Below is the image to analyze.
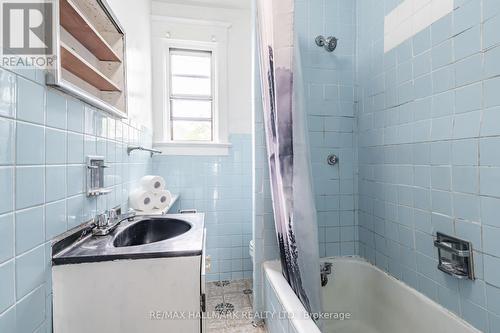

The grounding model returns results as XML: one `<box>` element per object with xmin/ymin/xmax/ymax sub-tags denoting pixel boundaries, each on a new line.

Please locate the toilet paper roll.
<box><xmin>140</xmin><ymin>175</ymin><xmax>166</xmax><ymax>192</ymax></box>
<box><xmin>129</xmin><ymin>190</ymin><xmax>154</xmax><ymax>211</ymax></box>
<box><xmin>154</xmin><ymin>190</ymin><xmax>172</xmax><ymax>210</ymax></box>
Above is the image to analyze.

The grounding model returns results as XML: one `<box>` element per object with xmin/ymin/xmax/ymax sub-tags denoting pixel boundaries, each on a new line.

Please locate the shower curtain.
<box><xmin>256</xmin><ymin>0</ymin><xmax>322</xmax><ymax>321</ymax></box>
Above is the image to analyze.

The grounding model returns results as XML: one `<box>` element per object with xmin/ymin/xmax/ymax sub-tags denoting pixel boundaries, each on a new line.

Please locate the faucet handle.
<box><xmin>108</xmin><ymin>208</ymin><xmax>118</xmax><ymax>221</ymax></box>
<box><xmin>321</xmin><ymin>262</ymin><xmax>333</xmax><ymax>274</ymax></box>
<box><xmin>96</xmin><ymin>213</ymin><xmax>108</xmax><ymax>229</ymax></box>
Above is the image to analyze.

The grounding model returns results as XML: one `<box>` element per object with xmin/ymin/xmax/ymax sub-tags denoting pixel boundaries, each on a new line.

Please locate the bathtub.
<box><xmin>263</xmin><ymin>257</ymin><xmax>481</xmax><ymax>333</ymax></box>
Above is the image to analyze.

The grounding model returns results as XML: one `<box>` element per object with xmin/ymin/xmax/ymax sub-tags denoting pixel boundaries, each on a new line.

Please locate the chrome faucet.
<box><xmin>93</xmin><ymin>208</ymin><xmax>136</xmax><ymax>236</ymax></box>
<box><xmin>320</xmin><ymin>262</ymin><xmax>333</xmax><ymax>287</ymax></box>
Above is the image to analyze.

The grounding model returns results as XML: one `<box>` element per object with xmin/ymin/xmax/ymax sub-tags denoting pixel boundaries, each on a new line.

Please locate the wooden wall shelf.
<box><xmin>60</xmin><ymin>0</ymin><xmax>121</xmax><ymax>62</ymax></box>
<box><xmin>47</xmin><ymin>0</ymin><xmax>127</xmax><ymax>118</ymax></box>
<box><xmin>61</xmin><ymin>43</ymin><xmax>120</xmax><ymax>91</ymax></box>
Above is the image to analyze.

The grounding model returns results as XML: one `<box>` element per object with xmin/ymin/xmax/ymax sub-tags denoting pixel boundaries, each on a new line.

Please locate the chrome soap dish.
<box><xmin>434</xmin><ymin>232</ymin><xmax>474</xmax><ymax>280</ymax></box>
<box><xmin>86</xmin><ymin>156</ymin><xmax>111</xmax><ymax>197</ymax></box>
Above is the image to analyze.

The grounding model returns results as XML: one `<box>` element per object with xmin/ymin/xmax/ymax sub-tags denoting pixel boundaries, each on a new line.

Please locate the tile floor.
<box><xmin>206</xmin><ymin>279</ymin><xmax>267</xmax><ymax>333</ymax></box>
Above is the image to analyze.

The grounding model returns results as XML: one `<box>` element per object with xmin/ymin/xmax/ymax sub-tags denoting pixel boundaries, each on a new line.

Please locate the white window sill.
<box><xmin>153</xmin><ymin>141</ymin><xmax>232</xmax><ymax>156</ymax></box>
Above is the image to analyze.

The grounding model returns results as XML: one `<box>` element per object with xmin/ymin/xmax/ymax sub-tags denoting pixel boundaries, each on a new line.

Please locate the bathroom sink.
<box><xmin>113</xmin><ymin>218</ymin><xmax>192</xmax><ymax>247</ymax></box>
<box><xmin>52</xmin><ymin>213</ymin><xmax>204</xmax><ymax>265</ymax></box>
<box><xmin>51</xmin><ymin>213</ymin><xmax>206</xmax><ymax>333</ymax></box>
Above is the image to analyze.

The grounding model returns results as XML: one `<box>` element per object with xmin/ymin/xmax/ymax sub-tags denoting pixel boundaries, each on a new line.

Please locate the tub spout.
<box><xmin>320</xmin><ymin>262</ymin><xmax>333</xmax><ymax>287</ymax></box>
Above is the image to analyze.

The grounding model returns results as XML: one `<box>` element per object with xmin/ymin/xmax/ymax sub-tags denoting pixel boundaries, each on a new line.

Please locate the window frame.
<box><xmin>160</xmin><ymin>39</ymin><xmax>228</xmax><ymax>149</ymax></box>
<box><xmin>168</xmin><ymin>48</ymin><xmax>215</xmax><ymax>142</ymax></box>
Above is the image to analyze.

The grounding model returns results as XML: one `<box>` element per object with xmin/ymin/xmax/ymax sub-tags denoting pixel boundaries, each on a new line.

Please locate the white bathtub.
<box><xmin>263</xmin><ymin>257</ymin><xmax>482</xmax><ymax>333</ymax></box>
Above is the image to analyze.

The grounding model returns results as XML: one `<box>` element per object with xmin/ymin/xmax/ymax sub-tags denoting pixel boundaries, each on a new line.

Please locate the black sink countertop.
<box><xmin>52</xmin><ymin>213</ymin><xmax>205</xmax><ymax>266</ymax></box>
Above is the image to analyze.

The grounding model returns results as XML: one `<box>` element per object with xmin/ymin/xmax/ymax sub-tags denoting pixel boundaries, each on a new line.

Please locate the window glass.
<box><xmin>171</xmin><ymin>52</ymin><xmax>211</xmax><ymax>77</ymax></box>
<box><xmin>171</xmin><ymin>120</ymin><xmax>212</xmax><ymax>141</ymax></box>
<box><xmin>171</xmin><ymin>76</ymin><xmax>211</xmax><ymax>96</ymax></box>
<box><xmin>171</xmin><ymin>99</ymin><xmax>212</xmax><ymax>119</ymax></box>
<box><xmin>168</xmin><ymin>49</ymin><xmax>213</xmax><ymax>141</ymax></box>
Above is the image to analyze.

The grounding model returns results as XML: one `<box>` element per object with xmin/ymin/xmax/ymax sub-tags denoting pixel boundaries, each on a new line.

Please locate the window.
<box><xmin>152</xmin><ymin>32</ymin><xmax>230</xmax><ymax>155</ymax></box>
<box><xmin>168</xmin><ymin>49</ymin><xmax>214</xmax><ymax>141</ymax></box>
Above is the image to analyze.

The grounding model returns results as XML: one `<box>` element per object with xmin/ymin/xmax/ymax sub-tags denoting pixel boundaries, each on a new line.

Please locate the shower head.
<box><xmin>315</xmin><ymin>35</ymin><xmax>338</xmax><ymax>52</ymax></box>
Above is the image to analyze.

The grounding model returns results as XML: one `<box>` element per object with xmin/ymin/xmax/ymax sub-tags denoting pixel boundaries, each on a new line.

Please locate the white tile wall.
<box><xmin>385</xmin><ymin>0</ymin><xmax>454</xmax><ymax>52</ymax></box>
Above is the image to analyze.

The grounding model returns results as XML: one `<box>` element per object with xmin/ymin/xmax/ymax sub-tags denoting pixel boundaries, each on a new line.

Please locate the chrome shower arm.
<box><xmin>126</xmin><ymin>146</ymin><xmax>162</xmax><ymax>157</ymax></box>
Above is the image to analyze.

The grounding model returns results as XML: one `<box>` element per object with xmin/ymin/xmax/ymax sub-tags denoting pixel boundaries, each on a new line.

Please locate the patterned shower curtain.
<box><xmin>256</xmin><ymin>0</ymin><xmax>322</xmax><ymax>321</ymax></box>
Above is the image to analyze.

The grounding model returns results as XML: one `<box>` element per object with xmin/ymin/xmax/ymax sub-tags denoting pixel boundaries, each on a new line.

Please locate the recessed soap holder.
<box><xmin>86</xmin><ymin>156</ymin><xmax>111</xmax><ymax>197</ymax></box>
<box><xmin>434</xmin><ymin>232</ymin><xmax>474</xmax><ymax>280</ymax></box>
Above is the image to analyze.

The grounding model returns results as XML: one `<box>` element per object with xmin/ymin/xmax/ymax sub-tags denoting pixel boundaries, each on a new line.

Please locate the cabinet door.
<box><xmin>53</xmin><ymin>257</ymin><xmax>201</xmax><ymax>333</ymax></box>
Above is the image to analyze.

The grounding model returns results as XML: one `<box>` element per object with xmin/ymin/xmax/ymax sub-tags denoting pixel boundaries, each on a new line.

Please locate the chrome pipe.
<box><xmin>126</xmin><ymin>146</ymin><xmax>162</xmax><ymax>157</ymax></box>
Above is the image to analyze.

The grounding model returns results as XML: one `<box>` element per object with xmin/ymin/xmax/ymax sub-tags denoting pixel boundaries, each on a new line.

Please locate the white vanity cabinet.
<box><xmin>52</xmin><ymin>255</ymin><xmax>204</xmax><ymax>333</ymax></box>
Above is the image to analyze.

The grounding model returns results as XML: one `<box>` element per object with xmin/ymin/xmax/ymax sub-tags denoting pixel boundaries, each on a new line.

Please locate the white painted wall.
<box><xmin>107</xmin><ymin>0</ymin><xmax>153</xmax><ymax>129</ymax></box>
<box><xmin>151</xmin><ymin>1</ymin><xmax>252</xmax><ymax>136</ymax></box>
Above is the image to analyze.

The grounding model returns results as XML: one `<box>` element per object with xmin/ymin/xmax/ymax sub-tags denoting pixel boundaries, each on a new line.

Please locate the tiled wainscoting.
<box><xmin>262</xmin><ymin>262</ymin><xmax>310</xmax><ymax>333</ymax></box>
<box><xmin>153</xmin><ymin>134</ymin><xmax>253</xmax><ymax>281</ymax></box>
<box><xmin>264</xmin><ymin>280</ymin><xmax>297</xmax><ymax>333</ymax></box>
<box><xmin>357</xmin><ymin>0</ymin><xmax>500</xmax><ymax>331</ymax></box>
<box><xmin>0</xmin><ymin>67</ymin><xmax>152</xmax><ymax>333</ymax></box>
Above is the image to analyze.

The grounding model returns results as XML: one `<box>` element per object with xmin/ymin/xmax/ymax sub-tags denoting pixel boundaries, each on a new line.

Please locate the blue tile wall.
<box><xmin>263</xmin><ymin>271</ymin><xmax>295</xmax><ymax>333</ymax></box>
<box><xmin>252</xmin><ymin>0</ymin><xmax>358</xmax><ymax>315</ymax></box>
<box><xmin>152</xmin><ymin>134</ymin><xmax>252</xmax><ymax>282</ymax></box>
<box><xmin>296</xmin><ymin>0</ymin><xmax>359</xmax><ymax>258</ymax></box>
<box><xmin>0</xmin><ymin>65</ymin><xmax>152</xmax><ymax>333</ymax></box>
<box><xmin>357</xmin><ymin>0</ymin><xmax>500</xmax><ymax>331</ymax></box>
